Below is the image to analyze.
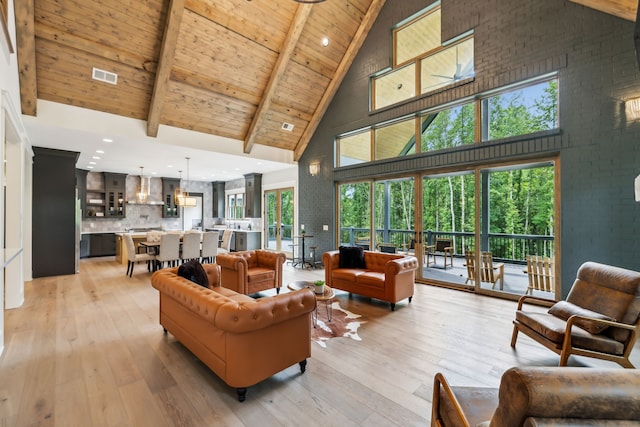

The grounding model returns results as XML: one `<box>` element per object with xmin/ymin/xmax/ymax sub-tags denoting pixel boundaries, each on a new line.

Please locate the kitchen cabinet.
<box><xmin>104</xmin><ymin>173</ymin><xmax>126</xmax><ymax>218</ymax></box>
<box><xmin>234</xmin><ymin>231</ymin><xmax>261</xmax><ymax>251</ymax></box>
<box><xmin>212</xmin><ymin>181</ymin><xmax>225</xmax><ymax>218</ymax></box>
<box><xmin>88</xmin><ymin>233</ymin><xmax>116</xmax><ymax>257</ymax></box>
<box><xmin>162</xmin><ymin>178</ymin><xmax>180</xmax><ymax>218</ymax></box>
<box><xmin>243</xmin><ymin>173</ymin><xmax>262</xmax><ymax>218</ymax></box>
<box><xmin>83</xmin><ymin>172</ymin><xmax>126</xmax><ymax>218</ymax></box>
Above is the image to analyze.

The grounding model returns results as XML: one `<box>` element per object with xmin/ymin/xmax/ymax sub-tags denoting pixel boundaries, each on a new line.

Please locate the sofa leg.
<box><xmin>276</xmin><ymin>287</ymin><xmax>280</xmax><ymax>294</ymax></box>
<box><xmin>236</xmin><ymin>388</ymin><xmax>247</xmax><ymax>402</ymax></box>
<box><xmin>299</xmin><ymin>359</ymin><xmax>307</xmax><ymax>373</ymax></box>
<box><xmin>390</xmin><ymin>303</ymin><xmax>395</xmax><ymax>311</ymax></box>
<box><xmin>409</xmin><ymin>296</ymin><xmax>412</xmax><ymax>303</ymax></box>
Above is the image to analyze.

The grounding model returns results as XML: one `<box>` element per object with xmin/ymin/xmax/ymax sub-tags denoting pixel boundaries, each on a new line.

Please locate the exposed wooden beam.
<box><xmin>147</xmin><ymin>0</ymin><xmax>185</xmax><ymax>138</ymax></box>
<box><xmin>568</xmin><ymin>0</ymin><xmax>637</xmax><ymax>21</ymax></box>
<box><xmin>293</xmin><ymin>0</ymin><xmax>387</xmax><ymax>161</ymax></box>
<box><xmin>243</xmin><ymin>4</ymin><xmax>312</xmax><ymax>154</ymax></box>
<box><xmin>35</xmin><ymin>22</ymin><xmax>156</xmax><ymax>72</ymax></box>
<box><xmin>14</xmin><ymin>0</ymin><xmax>37</xmax><ymax>116</ymax></box>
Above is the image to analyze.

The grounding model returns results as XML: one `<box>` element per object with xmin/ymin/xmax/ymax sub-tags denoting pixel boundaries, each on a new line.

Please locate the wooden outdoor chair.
<box><xmin>377</xmin><ymin>243</ymin><xmax>397</xmax><ymax>253</ymax></box>
<box><xmin>427</xmin><ymin>238</ymin><xmax>453</xmax><ymax>269</ymax></box>
<box><xmin>464</xmin><ymin>251</ymin><xmax>504</xmax><ymax>289</ymax></box>
<box><xmin>526</xmin><ymin>255</ymin><xmax>554</xmax><ymax>294</ymax></box>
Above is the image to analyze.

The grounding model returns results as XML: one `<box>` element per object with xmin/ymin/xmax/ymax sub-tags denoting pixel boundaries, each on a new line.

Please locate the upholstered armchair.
<box><xmin>511</xmin><ymin>261</ymin><xmax>640</xmax><ymax>368</ymax></box>
<box><xmin>216</xmin><ymin>250</ymin><xmax>286</xmax><ymax>295</ymax></box>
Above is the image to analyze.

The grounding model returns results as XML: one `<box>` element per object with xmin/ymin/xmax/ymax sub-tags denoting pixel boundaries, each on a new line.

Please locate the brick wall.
<box><xmin>300</xmin><ymin>0</ymin><xmax>640</xmax><ymax>296</ymax></box>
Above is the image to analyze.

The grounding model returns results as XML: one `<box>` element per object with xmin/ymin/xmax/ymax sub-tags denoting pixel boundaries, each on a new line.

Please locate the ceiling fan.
<box><xmin>431</xmin><ymin>45</ymin><xmax>474</xmax><ymax>82</ymax></box>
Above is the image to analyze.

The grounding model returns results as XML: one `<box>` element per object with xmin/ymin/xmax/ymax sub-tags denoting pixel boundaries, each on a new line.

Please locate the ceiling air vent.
<box><xmin>281</xmin><ymin>122</ymin><xmax>294</xmax><ymax>132</ymax></box>
<box><xmin>92</xmin><ymin>67</ymin><xmax>118</xmax><ymax>85</ymax></box>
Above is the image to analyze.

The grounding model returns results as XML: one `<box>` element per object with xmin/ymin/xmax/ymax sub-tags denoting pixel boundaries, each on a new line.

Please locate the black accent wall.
<box><xmin>33</xmin><ymin>147</ymin><xmax>80</xmax><ymax>278</ymax></box>
<box><xmin>299</xmin><ymin>0</ymin><xmax>640</xmax><ymax>297</ymax></box>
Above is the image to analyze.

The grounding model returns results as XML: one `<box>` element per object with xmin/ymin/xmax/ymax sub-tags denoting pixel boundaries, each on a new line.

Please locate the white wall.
<box><xmin>1</xmin><ymin>0</ymin><xmax>32</xmax><ymax>355</ymax></box>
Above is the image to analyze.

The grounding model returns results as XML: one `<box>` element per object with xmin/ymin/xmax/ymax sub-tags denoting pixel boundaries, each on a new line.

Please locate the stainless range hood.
<box><xmin>127</xmin><ymin>199</ymin><xmax>164</xmax><ymax>205</ymax></box>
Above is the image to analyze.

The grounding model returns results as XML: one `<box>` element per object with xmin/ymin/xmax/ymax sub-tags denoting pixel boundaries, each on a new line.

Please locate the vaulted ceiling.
<box><xmin>15</xmin><ymin>0</ymin><xmax>384</xmax><ymax>167</ymax></box>
<box><xmin>13</xmin><ymin>0</ymin><xmax>636</xmax><ymax>177</ymax></box>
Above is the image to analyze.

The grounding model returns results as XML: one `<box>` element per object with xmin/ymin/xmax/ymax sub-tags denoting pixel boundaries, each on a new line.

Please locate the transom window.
<box><xmin>372</xmin><ymin>3</ymin><xmax>474</xmax><ymax>110</ymax></box>
<box><xmin>336</xmin><ymin>77</ymin><xmax>559</xmax><ymax>167</ymax></box>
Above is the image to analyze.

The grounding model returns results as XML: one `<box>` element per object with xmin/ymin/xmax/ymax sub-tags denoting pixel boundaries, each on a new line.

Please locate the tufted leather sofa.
<box><xmin>151</xmin><ymin>264</ymin><xmax>315</xmax><ymax>402</ymax></box>
<box><xmin>323</xmin><ymin>250</ymin><xmax>418</xmax><ymax>310</ymax></box>
<box><xmin>216</xmin><ymin>249</ymin><xmax>286</xmax><ymax>295</ymax></box>
<box><xmin>432</xmin><ymin>366</ymin><xmax>640</xmax><ymax>427</ymax></box>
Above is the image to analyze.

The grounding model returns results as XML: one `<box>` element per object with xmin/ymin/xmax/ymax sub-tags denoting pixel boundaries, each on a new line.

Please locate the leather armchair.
<box><xmin>216</xmin><ymin>250</ymin><xmax>286</xmax><ymax>295</ymax></box>
<box><xmin>511</xmin><ymin>261</ymin><xmax>640</xmax><ymax>368</ymax></box>
<box><xmin>432</xmin><ymin>366</ymin><xmax>640</xmax><ymax>427</ymax></box>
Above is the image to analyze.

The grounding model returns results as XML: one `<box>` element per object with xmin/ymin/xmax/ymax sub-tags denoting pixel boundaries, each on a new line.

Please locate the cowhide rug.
<box><xmin>311</xmin><ymin>301</ymin><xmax>367</xmax><ymax>348</ymax></box>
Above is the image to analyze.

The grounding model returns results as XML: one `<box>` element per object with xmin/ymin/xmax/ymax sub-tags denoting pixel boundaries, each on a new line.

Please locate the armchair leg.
<box><xmin>390</xmin><ymin>303</ymin><xmax>396</xmax><ymax>311</ymax></box>
<box><xmin>299</xmin><ymin>359</ymin><xmax>307</xmax><ymax>373</ymax></box>
<box><xmin>236</xmin><ymin>388</ymin><xmax>247</xmax><ymax>402</ymax></box>
<box><xmin>510</xmin><ymin>324</ymin><xmax>519</xmax><ymax>347</ymax></box>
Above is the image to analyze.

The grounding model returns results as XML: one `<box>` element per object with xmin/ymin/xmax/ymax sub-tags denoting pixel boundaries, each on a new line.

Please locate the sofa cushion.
<box><xmin>548</xmin><ymin>301</ymin><xmax>615</xmax><ymax>334</ymax></box>
<box><xmin>339</xmin><ymin>246</ymin><xmax>366</xmax><ymax>269</ymax></box>
<box><xmin>356</xmin><ymin>271</ymin><xmax>386</xmax><ymax>287</ymax></box>
<box><xmin>247</xmin><ymin>267</ymin><xmax>276</xmax><ymax>284</ymax></box>
<box><xmin>178</xmin><ymin>259</ymin><xmax>209</xmax><ymax>287</ymax></box>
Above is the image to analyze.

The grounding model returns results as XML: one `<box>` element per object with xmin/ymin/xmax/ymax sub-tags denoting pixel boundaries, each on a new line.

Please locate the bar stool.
<box><xmin>288</xmin><ymin>244</ymin><xmax>299</xmax><ymax>266</ymax></box>
<box><xmin>309</xmin><ymin>246</ymin><xmax>318</xmax><ymax>269</ymax></box>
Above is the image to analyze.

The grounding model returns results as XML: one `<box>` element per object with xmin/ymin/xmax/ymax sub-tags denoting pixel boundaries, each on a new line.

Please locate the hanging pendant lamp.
<box><xmin>175</xmin><ymin>157</ymin><xmax>197</xmax><ymax>207</ymax></box>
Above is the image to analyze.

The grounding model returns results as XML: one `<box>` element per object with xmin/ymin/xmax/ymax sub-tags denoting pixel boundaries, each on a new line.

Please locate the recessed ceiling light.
<box><xmin>321</xmin><ymin>37</ymin><xmax>329</xmax><ymax>47</ymax></box>
<box><xmin>102</xmin><ymin>138</ymin><xmax>113</xmax><ymax>143</ymax></box>
<box><xmin>87</xmin><ymin>165</ymin><xmax>94</xmax><ymax>169</ymax></box>
<box><xmin>89</xmin><ymin>161</ymin><xmax>96</xmax><ymax>165</ymax></box>
<box><xmin>92</xmin><ymin>156</ymin><xmax>101</xmax><ymax>160</ymax></box>
<box><xmin>96</xmin><ymin>149</ymin><xmax>104</xmax><ymax>154</ymax></box>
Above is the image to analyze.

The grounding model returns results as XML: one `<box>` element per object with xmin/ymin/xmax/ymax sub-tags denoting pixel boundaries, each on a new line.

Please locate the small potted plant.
<box><xmin>313</xmin><ymin>280</ymin><xmax>325</xmax><ymax>295</ymax></box>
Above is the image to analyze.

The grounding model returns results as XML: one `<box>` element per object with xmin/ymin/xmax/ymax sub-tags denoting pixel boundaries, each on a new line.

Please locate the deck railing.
<box><xmin>339</xmin><ymin>227</ymin><xmax>553</xmax><ymax>265</ymax></box>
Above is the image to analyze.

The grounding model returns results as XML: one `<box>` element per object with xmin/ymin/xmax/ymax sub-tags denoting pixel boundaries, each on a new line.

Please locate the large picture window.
<box><xmin>421</xmin><ymin>102</ymin><xmax>475</xmax><ymax>153</ymax></box>
<box><xmin>482</xmin><ymin>79</ymin><xmax>559</xmax><ymax>141</ymax></box>
<box><xmin>374</xmin><ymin>118</ymin><xmax>416</xmax><ymax>160</ymax></box>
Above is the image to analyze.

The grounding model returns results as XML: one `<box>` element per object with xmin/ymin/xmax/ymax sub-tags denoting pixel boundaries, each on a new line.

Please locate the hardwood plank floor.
<box><xmin>1</xmin><ymin>256</ymin><xmax>638</xmax><ymax>426</ymax></box>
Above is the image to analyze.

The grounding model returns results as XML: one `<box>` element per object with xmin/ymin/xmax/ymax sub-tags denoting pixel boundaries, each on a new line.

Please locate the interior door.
<box><xmin>264</xmin><ymin>188</ymin><xmax>294</xmax><ymax>256</ymax></box>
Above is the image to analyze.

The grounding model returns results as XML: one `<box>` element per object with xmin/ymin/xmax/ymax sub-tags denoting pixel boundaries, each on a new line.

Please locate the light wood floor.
<box><xmin>2</xmin><ymin>257</ymin><xmax>638</xmax><ymax>426</ymax></box>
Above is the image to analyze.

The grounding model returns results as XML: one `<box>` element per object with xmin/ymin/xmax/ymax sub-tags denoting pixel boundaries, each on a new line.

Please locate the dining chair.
<box><xmin>155</xmin><ymin>233</ymin><xmax>181</xmax><ymax>270</ymax></box>
<box><xmin>218</xmin><ymin>229</ymin><xmax>233</xmax><ymax>254</ymax></box>
<box><xmin>180</xmin><ymin>232</ymin><xmax>201</xmax><ymax>263</ymax></box>
<box><xmin>200</xmin><ymin>231</ymin><xmax>219</xmax><ymax>263</ymax></box>
<box><xmin>124</xmin><ymin>234</ymin><xmax>155</xmax><ymax>277</ymax></box>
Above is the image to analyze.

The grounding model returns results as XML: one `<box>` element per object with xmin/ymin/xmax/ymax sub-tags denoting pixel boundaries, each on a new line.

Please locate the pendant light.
<box><xmin>175</xmin><ymin>157</ymin><xmax>197</xmax><ymax>207</ymax></box>
<box><xmin>136</xmin><ymin>166</ymin><xmax>150</xmax><ymax>203</ymax></box>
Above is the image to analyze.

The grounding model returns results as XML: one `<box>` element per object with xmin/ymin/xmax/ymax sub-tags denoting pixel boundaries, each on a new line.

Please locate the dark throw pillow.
<box><xmin>338</xmin><ymin>246</ymin><xmax>366</xmax><ymax>269</ymax></box>
<box><xmin>178</xmin><ymin>259</ymin><xmax>209</xmax><ymax>288</ymax></box>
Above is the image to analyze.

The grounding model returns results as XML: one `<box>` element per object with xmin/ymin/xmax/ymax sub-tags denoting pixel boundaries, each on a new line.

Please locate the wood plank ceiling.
<box><xmin>13</xmin><ymin>0</ymin><xmax>635</xmax><ymax>164</ymax></box>
<box><xmin>14</xmin><ymin>0</ymin><xmax>386</xmax><ymax>161</ymax></box>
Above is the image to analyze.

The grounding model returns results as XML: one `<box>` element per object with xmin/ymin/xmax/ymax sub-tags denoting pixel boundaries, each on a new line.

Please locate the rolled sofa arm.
<box><xmin>385</xmin><ymin>256</ymin><xmax>418</xmax><ymax>276</ymax></box>
<box><xmin>322</xmin><ymin>250</ymin><xmax>340</xmax><ymax>286</ymax></box>
<box><xmin>216</xmin><ymin>253</ymin><xmax>248</xmax><ymax>271</ymax></box>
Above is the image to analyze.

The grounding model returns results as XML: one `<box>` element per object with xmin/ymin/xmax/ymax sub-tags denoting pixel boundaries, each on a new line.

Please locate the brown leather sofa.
<box><xmin>432</xmin><ymin>366</ymin><xmax>640</xmax><ymax>427</ymax></box>
<box><xmin>322</xmin><ymin>249</ymin><xmax>418</xmax><ymax>310</ymax></box>
<box><xmin>150</xmin><ymin>264</ymin><xmax>315</xmax><ymax>401</ymax></box>
<box><xmin>216</xmin><ymin>249</ymin><xmax>286</xmax><ymax>295</ymax></box>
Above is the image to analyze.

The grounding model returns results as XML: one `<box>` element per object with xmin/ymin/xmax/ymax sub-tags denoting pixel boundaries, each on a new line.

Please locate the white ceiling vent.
<box><xmin>281</xmin><ymin>122</ymin><xmax>294</xmax><ymax>132</ymax></box>
<box><xmin>92</xmin><ymin>67</ymin><xmax>118</xmax><ymax>85</ymax></box>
